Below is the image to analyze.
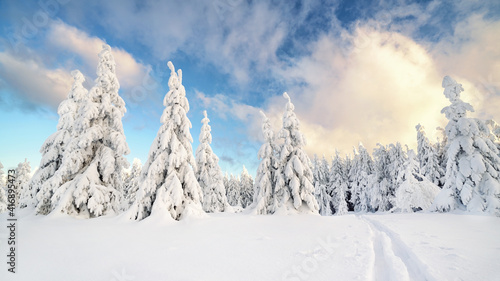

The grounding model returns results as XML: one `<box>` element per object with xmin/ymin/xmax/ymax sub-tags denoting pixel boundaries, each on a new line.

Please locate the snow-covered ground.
<box><xmin>1</xmin><ymin>211</ymin><xmax>499</xmax><ymax>281</ymax></box>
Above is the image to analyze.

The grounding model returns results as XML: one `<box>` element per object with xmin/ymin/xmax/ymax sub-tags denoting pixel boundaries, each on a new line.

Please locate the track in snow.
<box><xmin>360</xmin><ymin>215</ymin><xmax>437</xmax><ymax>281</ymax></box>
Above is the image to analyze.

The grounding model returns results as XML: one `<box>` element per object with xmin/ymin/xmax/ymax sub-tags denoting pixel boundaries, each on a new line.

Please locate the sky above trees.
<box><xmin>0</xmin><ymin>0</ymin><xmax>499</xmax><ymax>175</ymax></box>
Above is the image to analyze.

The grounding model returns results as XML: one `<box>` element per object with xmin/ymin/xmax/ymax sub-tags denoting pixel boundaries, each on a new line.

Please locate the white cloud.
<box><xmin>46</xmin><ymin>21</ymin><xmax>149</xmax><ymax>91</ymax></box>
<box><xmin>0</xmin><ymin>51</ymin><xmax>72</xmax><ymax>110</ymax></box>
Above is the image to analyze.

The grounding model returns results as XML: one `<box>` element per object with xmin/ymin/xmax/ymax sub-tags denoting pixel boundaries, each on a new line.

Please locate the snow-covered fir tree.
<box><xmin>16</xmin><ymin>159</ymin><xmax>31</xmax><ymax>208</ymax></box>
<box><xmin>433</xmin><ymin>76</ymin><xmax>500</xmax><ymax>214</ymax></box>
<box><xmin>313</xmin><ymin>155</ymin><xmax>333</xmax><ymax>216</ymax></box>
<box><xmin>393</xmin><ymin>150</ymin><xmax>440</xmax><ymax>212</ymax></box>
<box><xmin>195</xmin><ymin>111</ymin><xmax>230</xmax><ymax>213</ymax></box>
<box><xmin>27</xmin><ymin>70</ymin><xmax>87</xmax><ymax>211</ymax></box>
<box><xmin>128</xmin><ymin>61</ymin><xmax>203</xmax><ymax>221</ymax></box>
<box><xmin>49</xmin><ymin>44</ymin><xmax>130</xmax><ymax>217</ymax></box>
<box><xmin>239</xmin><ymin>166</ymin><xmax>254</xmax><ymax>209</ymax></box>
<box><xmin>370</xmin><ymin>144</ymin><xmax>392</xmax><ymax>211</ymax></box>
<box><xmin>388</xmin><ymin>143</ymin><xmax>407</xmax><ymax>202</ymax></box>
<box><xmin>0</xmin><ymin>162</ymin><xmax>7</xmax><ymax>213</ymax></box>
<box><xmin>329</xmin><ymin>152</ymin><xmax>348</xmax><ymax>215</ymax></box>
<box><xmin>226</xmin><ymin>174</ymin><xmax>241</xmax><ymax>207</ymax></box>
<box><xmin>350</xmin><ymin>144</ymin><xmax>373</xmax><ymax>212</ymax></box>
<box><xmin>416</xmin><ymin>124</ymin><xmax>444</xmax><ymax>186</ymax></box>
<box><xmin>274</xmin><ymin>93</ymin><xmax>318</xmax><ymax>213</ymax></box>
<box><xmin>122</xmin><ymin>158</ymin><xmax>142</xmax><ymax>210</ymax></box>
<box><xmin>252</xmin><ymin>111</ymin><xmax>277</xmax><ymax>214</ymax></box>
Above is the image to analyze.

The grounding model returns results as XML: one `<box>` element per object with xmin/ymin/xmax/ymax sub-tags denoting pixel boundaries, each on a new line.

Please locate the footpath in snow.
<box><xmin>0</xmin><ymin>211</ymin><xmax>499</xmax><ymax>281</ymax></box>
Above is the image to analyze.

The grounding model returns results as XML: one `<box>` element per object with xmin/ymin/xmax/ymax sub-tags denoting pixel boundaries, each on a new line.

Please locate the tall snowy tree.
<box><xmin>26</xmin><ymin>70</ymin><xmax>87</xmax><ymax>211</ymax></box>
<box><xmin>273</xmin><ymin>93</ymin><xmax>318</xmax><ymax>214</ymax></box>
<box><xmin>122</xmin><ymin>158</ymin><xmax>142</xmax><ymax>210</ymax></box>
<box><xmin>370</xmin><ymin>144</ymin><xmax>392</xmax><ymax>212</ymax></box>
<box><xmin>195</xmin><ymin>111</ymin><xmax>230</xmax><ymax>213</ymax></box>
<box><xmin>350</xmin><ymin>144</ymin><xmax>373</xmax><ymax>212</ymax></box>
<box><xmin>329</xmin><ymin>152</ymin><xmax>348</xmax><ymax>215</ymax></box>
<box><xmin>416</xmin><ymin>124</ymin><xmax>444</xmax><ymax>186</ymax></box>
<box><xmin>388</xmin><ymin>143</ymin><xmax>408</xmax><ymax>200</ymax></box>
<box><xmin>314</xmin><ymin>155</ymin><xmax>333</xmax><ymax>216</ymax></box>
<box><xmin>252</xmin><ymin>111</ymin><xmax>277</xmax><ymax>214</ymax></box>
<box><xmin>433</xmin><ymin>76</ymin><xmax>500</xmax><ymax>214</ymax></box>
<box><xmin>226</xmin><ymin>174</ymin><xmax>241</xmax><ymax>207</ymax></box>
<box><xmin>16</xmin><ymin>159</ymin><xmax>31</xmax><ymax>208</ymax></box>
<box><xmin>127</xmin><ymin>61</ymin><xmax>204</xmax><ymax>221</ymax></box>
<box><xmin>239</xmin><ymin>166</ymin><xmax>254</xmax><ymax>209</ymax></box>
<box><xmin>49</xmin><ymin>44</ymin><xmax>130</xmax><ymax>217</ymax></box>
<box><xmin>393</xmin><ymin>150</ymin><xmax>440</xmax><ymax>212</ymax></box>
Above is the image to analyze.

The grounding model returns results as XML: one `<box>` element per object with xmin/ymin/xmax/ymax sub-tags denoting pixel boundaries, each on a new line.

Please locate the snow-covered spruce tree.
<box><xmin>227</xmin><ymin>174</ymin><xmax>241</xmax><ymax>207</ymax></box>
<box><xmin>50</xmin><ymin>44</ymin><xmax>130</xmax><ymax>217</ymax></box>
<box><xmin>416</xmin><ymin>124</ymin><xmax>444</xmax><ymax>187</ymax></box>
<box><xmin>239</xmin><ymin>166</ymin><xmax>254</xmax><ymax>209</ymax></box>
<box><xmin>273</xmin><ymin>93</ymin><xmax>319</xmax><ymax>213</ymax></box>
<box><xmin>195</xmin><ymin>111</ymin><xmax>230</xmax><ymax>213</ymax></box>
<box><xmin>329</xmin><ymin>152</ymin><xmax>348</xmax><ymax>215</ymax></box>
<box><xmin>0</xmin><ymin>162</ymin><xmax>7</xmax><ymax>213</ymax></box>
<box><xmin>252</xmin><ymin>111</ymin><xmax>277</xmax><ymax>214</ymax></box>
<box><xmin>370</xmin><ymin>144</ymin><xmax>392</xmax><ymax>211</ymax></box>
<box><xmin>15</xmin><ymin>159</ymin><xmax>31</xmax><ymax>208</ymax></box>
<box><xmin>128</xmin><ymin>61</ymin><xmax>203</xmax><ymax>221</ymax></box>
<box><xmin>24</xmin><ymin>70</ymin><xmax>87</xmax><ymax>211</ymax></box>
<box><xmin>387</xmin><ymin>142</ymin><xmax>407</xmax><ymax>208</ymax></box>
<box><xmin>433</xmin><ymin>76</ymin><xmax>500</xmax><ymax>214</ymax></box>
<box><xmin>350</xmin><ymin>144</ymin><xmax>373</xmax><ymax>212</ymax></box>
<box><xmin>393</xmin><ymin>150</ymin><xmax>440</xmax><ymax>212</ymax></box>
<box><xmin>314</xmin><ymin>155</ymin><xmax>333</xmax><ymax>216</ymax></box>
<box><xmin>122</xmin><ymin>158</ymin><xmax>142</xmax><ymax>210</ymax></box>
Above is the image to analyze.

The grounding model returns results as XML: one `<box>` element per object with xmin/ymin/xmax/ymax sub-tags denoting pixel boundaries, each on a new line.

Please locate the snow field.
<box><xmin>1</xmin><ymin>211</ymin><xmax>499</xmax><ymax>281</ymax></box>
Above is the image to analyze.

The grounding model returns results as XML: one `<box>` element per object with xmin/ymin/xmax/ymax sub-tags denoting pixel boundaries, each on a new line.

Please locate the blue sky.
<box><xmin>0</xmin><ymin>0</ymin><xmax>499</xmax><ymax>176</ymax></box>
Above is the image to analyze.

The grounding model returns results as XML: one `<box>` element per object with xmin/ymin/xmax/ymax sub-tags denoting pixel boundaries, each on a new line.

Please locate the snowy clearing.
<box><xmin>1</xmin><ymin>211</ymin><xmax>499</xmax><ymax>281</ymax></box>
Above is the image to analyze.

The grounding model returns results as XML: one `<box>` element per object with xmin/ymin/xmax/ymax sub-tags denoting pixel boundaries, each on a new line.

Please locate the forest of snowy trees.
<box><xmin>1</xmin><ymin>45</ymin><xmax>499</xmax><ymax>219</ymax></box>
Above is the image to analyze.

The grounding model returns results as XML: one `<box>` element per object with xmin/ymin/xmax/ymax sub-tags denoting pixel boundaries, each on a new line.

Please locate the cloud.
<box><xmin>0</xmin><ymin>51</ymin><xmax>72</xmax><ymax>110</ymax></box>
<box><xmin>431</xmin><ymin>14</ymin><xmax>500</xmax><ymax>121</ymax></box>
<box><xmin>46</xmin><ymin>21</ymin><xmax>149</xmax><ymax>91</ymax></box>
<box><xmin>196</xmin><ymin>90</ymin><xmax>263</xmax><ymax>141</ymax></box>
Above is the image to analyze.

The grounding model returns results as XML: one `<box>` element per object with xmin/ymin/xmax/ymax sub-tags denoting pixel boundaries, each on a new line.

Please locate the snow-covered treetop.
<box><xmin>260</xmin><ymin>111</ymin><xmax>274</xmax><ymax>143</ymax></box>
<box><xmin>441</xmin><ymin>76</ymin><xmax>473</xmax><ymax>122</ymax></box>
<box><xmin>280</xmin><ymin>92</ymin><xmax>305</xmax><ymax>151</ymax></box>
<box><xmin>199</xmin><ymin>110</ymin><xmax>212</xmax><ymax>144</ymax></box>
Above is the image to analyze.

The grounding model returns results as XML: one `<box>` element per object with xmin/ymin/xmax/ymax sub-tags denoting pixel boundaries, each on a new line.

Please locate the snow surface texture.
<box><xmin>1</xmin><ymin>211</ymin><xmax>499</xmax><ymax>281</ymax></box>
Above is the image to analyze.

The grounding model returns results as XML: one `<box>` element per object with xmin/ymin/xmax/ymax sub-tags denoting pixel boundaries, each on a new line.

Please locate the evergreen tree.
<box><xmin>239</xmin><ymin>166</ymin><xmax>254</xmax><ymax>209</ymax></box>
<box><xmin>433</xmin><ymin>76</ymin><xmax>500</xmax><ymax>214</ymax></box>
<box><xmin>329</xmin><ymin>152</ymin><xmax>348</xmax><ymax>215</ymax></box>
<box><xmin>50</xmin><ymin>44</ymin><xmax>130</xmax><ymax>218</ymax></box>
<box><xmin>252</xmin><ymin>111</ymin><xmax>277</xmax><ymax>214</ymax></box>
<box><xmin>122</xmin><ymin>158</ymin><xmax>142</xmax><ymax>210</ymax></box>
<box><xmin>350</xmin><ymin>144</ymin><xmax>373</xmax><ymax>212</ymax></box>
<box><xmin>28</xmin><ymin>70</ymin><xmax>87</xmax><ymax>211</ymax></box>
<box><xmin>227</xmin><ymin>174</ymin><xmax>241</xmax><ymax>207</ymax></box>
<box><xmin>370</xmin><ymin>144</ymin><xmax>391</xmax><ymax>211</ymax></box>
<box><xmin>195</xmin><ymin>111</ymin><xmax>230</xmax><ymax>213</ymax></box>
<box><xmin>16</xmin><ymin>159</ymin><xmax>31</xmax><ymax>208</ymax></box>
<box><xmin>274</xmin><ymin>93</ymin><xmax>318</xmax><ymax>213</ymax></box>
<box><xmin>388</xmin><ymin>142</ymin><xmax>408</xmax><ymax>204</ymax></box>
<box><xmin>393</xmin><ymin>150</ymin><xmax>440</xmax><ymax>212</ymax></box>
<box><xmin>416</xmin><ymin>124</ymin><xmax>444</xmax><ymax>186</ymax></box>
<box><xmin>128</xmin><ymin>62</ymin><xmax>204</xmax><ymax>220</ymax></box>
<box><xmin>314</xmin><ymin>155</ymin><xmax>333</xmax><ymax>216</ymax></box>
